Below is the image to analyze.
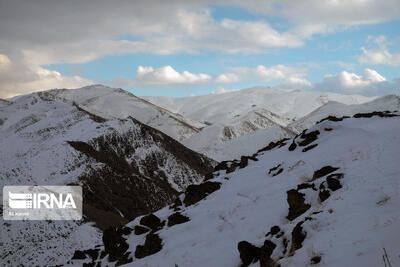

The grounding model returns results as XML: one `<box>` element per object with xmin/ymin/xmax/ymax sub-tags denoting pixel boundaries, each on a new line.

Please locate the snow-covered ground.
<box><xmin>145</xmin><ymin>87</ymin><xmax>373</xmax><ymax>160</ymax></box>
<box><xmin>0</xmin><ymin>88</ymin><xmax>215</xmax><ymax>266</ymax></box>
<box><xmin>77</xmin><ymin>111</ymin><xmax>400</xmax><ymax>267</ymax></box>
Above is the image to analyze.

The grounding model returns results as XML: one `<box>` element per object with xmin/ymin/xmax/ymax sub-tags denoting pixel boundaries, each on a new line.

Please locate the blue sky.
<box><xmin>1</xmin><ymin>1</ymin><xmax>400</xmax><ymax>98</ymax></box>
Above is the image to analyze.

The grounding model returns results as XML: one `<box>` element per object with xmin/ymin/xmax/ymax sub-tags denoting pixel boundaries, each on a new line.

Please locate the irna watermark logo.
<box><xmin>3</xmin><ymin>186</ymin><xmax>82</xmax><ymax>220</ymax></box>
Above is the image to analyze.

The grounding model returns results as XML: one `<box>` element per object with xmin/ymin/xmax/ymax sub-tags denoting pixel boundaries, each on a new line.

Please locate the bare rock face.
<box><xmin>183</xmin><ymin>181</ymin><xmax>222</xmax><ymax>206</ymax></box>
<box><xmin>167</xmin><ymin>212</ymin><xmax>190</xmax><ymax>227</ymax></box>
<box><xmin>139</xmin><ymin>214</ymin><xmax>164</xmax><ymax>232</ymax></box>
<box><xmin>286</xmin><ymin>189</ymin><xmax>311</xmax><ymax>221</ymax></box>
<box><xmin>67</xmin><ymin>116</ymin><xmax>216</xmax><ymax>230</ymax></box>
<box><xmin>237</xmin><ymin>241</ymin><xmax>260</xmax><ymax>267</ymax></box>
<box><xmin>135</xmin><ymin>233</ymin><xmax>163</xmax><ymax>259</ymax></box>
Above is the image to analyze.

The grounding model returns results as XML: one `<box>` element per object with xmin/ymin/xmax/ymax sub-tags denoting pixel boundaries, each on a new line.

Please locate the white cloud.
<box><xmin>317</xmin><ymin>68</ymin><xmax>388</xmax><ymax>93</ymax></box>
<box><xmin>211</xmin><ymin>87</ymin><xmax>238</xmax><ymax>94</ymax></box>
<box><xmin>0</xmin><ymin>54</ymin><xmax>12</xmax><ymax>71</ymax></box>
<box><xmin>358</xmin><ymin>46</ymin><xmax>400</xmax><ymax>66</ymax></box>
<box><xmin>278</xmin><ymin>77</ymin><xmax>313</xmax><ymax>90</ymax></box>
<box><xmin>231</xmin><ymin>65</ymin><xmax>307</xmax><ymax>82</ymax></box>
<box><xmin>0</xmin><ymin>55</ymin><xmax>92</xmax><ymax>99</ymax></box>
<box><xmin>357</xmin><ymin>35</ymin><xmax>400</xmax><ymax>66</ymax></box>
<box><xmin>114</xmin><ymin>65</ymin><xmax>241</xmax><ymax>86</ymax></box>
<box><xmin>215</xmin><ymin>73</ymin><xmax>241</xmax><ymax>83</ymax></box>
<box><xmin>113</xmin><ymin>64</ymin><xmax>308</xmax><ymax>87</ymax></box>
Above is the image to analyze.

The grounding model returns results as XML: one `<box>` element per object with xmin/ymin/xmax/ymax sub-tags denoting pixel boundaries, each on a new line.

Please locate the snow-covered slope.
<box><xmin>32</xmin><ymin>85</ymin><xmax>206</xmax><ymax>141</ymax></box>
<box><xmin>145</xmin><ymin>87</ymin><xmax>373</xmax><ymax>160</ymax></box>
<box><xmin>0</xmin><ymin>90</ymin><xmax>215</xmax><ymax>266</ymax></box>
<box><xmin>145</xmin><ymin>86</ymin><xmax>372</xmax><ymax>122</ymax></box>
<box><xmin>288</xmin><ymin>95</ymin><xmax>400</xmax><ymax>133</ymax></box>
<box><xmin>71</xmin><ymin>111</ymin><xmax>400</xmax><ymax>267</ymax></box>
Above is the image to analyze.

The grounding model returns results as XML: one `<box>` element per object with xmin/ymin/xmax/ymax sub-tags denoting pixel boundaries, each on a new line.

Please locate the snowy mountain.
<box><xmin>70</xmin><ymin>110</ymin><xmax>400</xmax><ymax>267</ymax></box>
<box><xmin>288</xmin><ymin>94</ymin><xmax>400</xmax><ymax>133</ymax></box>
<box><xmin>26</xmin><ymin>85</ymin><xmax>207</xmax><ymax>142</ymax></box>
<box><xmin>0</xmin><ymin>89</ymin><xmax>215</xmax><ymax>266</ymax></box>
<box><xmin>145</xmin><ymin>87</ymin><xmax>373</xmax><ymax>160</ymax></box>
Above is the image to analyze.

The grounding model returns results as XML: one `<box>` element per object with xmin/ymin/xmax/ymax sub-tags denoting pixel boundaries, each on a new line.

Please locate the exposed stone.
<box><xmin>102</xmin><ymin>227</ymin><xmax>130</xmax><ymax>262</ymax></box>
<box><xmin>268</xmin><ymin>164</ymin><xmax>283</xmax><ymax>177</ymax></box>
<box><xmin>317</xmin><ymin>115</ymin><xmax>349</xmax><ymax>124</ymax></box>
<box><xmin>290</xmin><ymin>221</ymin><xmax>307</xmax><ymax>254</ymax></box>
<box><xmin>311</xmin><ymin>166</ymin><xmax>340</xmax><ymax>181</ymax></box>
<box><xmin>167</xmin><ymin>212</ymin><xmax>190</xmax><ymax>227</ymax></box>
<box><xmin>134</xmin><ymin>225</ymin><xmax>150</xmax><ymax>235</ymax></box>
<box><xmin>302</xmin><ymin>144</ymin><xmax>318</xmax><ymax>152</ymax></box>
<box><xmin>286</xmin><ymin>190</ymin><xmax>311</xmax><ymax>221</ymax></box>
<box><xmin>297</xmin><ymin>183</ymin><xmax>316</xmax><ymax>191</ymax></box>
<box><xmin>311</xmin><ymin>255</ymin><xmax>322</xmax><ymax>264</ymax></box>
<box><xmin>298</xmin><ymin>130</ymin><xmax>320</xmax><ymax>147</ymax></box>
<box><xmin>326</xmin><ymin>177</ymin><xmax>342</xmax><ymax>191</ymax></box>
<box><xmin>319</xmin><ymin>190</ymin><xmax>330</xmax><ymax>202</ymax></box>
<box><xmin>288</xmin><ymin>140</ymin><xmax>297</xmax><ymax>151</ymax></box>
<box><xmin>183</xmin><ymin>181</ymin><xmax>221</xmax><ymax>206</ymax></box>
<box><xmin>258</xmin><ymin>138</ymin><xmax>290</xmax><ymax>153</ymax></box>
<box><xmin>259</xmin><ymin>240</ymin><xmax>277</xmax><ymax>267</ymax></box>
<box><xmin>266</xmin><ymin>225</ymin><xmax>281</xmax><ymax>237</ymax></box>
<box><xmin>71</xmin><ymin>250</ymin><xmax>86</xmax><ymax>260</ymax></box>
<box><xmin>135</xmin><ymin>233</ymin><xmax>163</xmax><ymax>259</ymax></box>
<box><xmin>353</xmin><ymin>111</ymin><xmax>398</xmax><ymax>118</ymax></box>
<box><xmin>239</xmin><ymin>156</ymin><xmax>249</xmax><ymax>168</ymax></box>
<box><xmin>237</xmin><ymin>241</ymin><xmax>260</xmax><ymax>267</ymax></box>
<box><xmin>139</xmin><ymin>214</ymin><xmax>164</xmax><ymax>231</ymax></box>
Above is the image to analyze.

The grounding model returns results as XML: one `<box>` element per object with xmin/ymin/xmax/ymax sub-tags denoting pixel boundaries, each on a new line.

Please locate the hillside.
<box><xmin>145</xmin><ymin>87</ymin><xmax>373</xmax><ymax>160</ymax></box>
<box><xmin>70</xmin><ymin>110</ymin><xmax>400</xmax><ymax>267</ymax></box>
<box><xmin>0</xmin><ymin>89</ymin><xmax>215</xmax><ymax>266</ymax></box>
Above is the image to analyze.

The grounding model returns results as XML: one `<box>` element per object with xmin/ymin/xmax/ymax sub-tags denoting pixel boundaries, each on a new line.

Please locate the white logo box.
<box><xmin>3</xmin><ymin>186</ymin><xmax>82</xmax><ymax>220</ymax></box>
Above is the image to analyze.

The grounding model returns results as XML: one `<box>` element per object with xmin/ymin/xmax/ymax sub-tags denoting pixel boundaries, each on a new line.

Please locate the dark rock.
<box><xmin>134</xmin><ymin>225</ymin><xmax>150</xmax><ymax>235</ymax></box>
<box><xmin>298</xmin><ymin>130</ymin><xmax>320</xmax><ymax>147</ymax></box>
<box><xmin>140</xmin><ymin>214</ymin><xmax>164</xmax><ymax>231</ymax></box>
<box><xmin>268</xmin><ymin>225</ymin><xmax>281</xmax><ymax>237</ymax></box>
<box><xmin>268</xmin><ymin>164</ymin><xmax>283</xmax><ymax>176</ymax></box>
<box><xmin>258</xmin><ymin>138</ymin><xmax>290</xmax><ymax>153</ymax></box>
<box><xmin>353</xmin><ymin>111</ymin><xmax>398</xmax><ymax>118</ymax></box>
<box><xmin>286</xmin><ymin>190</ymin><xmax>311</xmax><ymax>221</ymax></box>
<box><xmin>85</xmin><ymin>249</ymin><xmax>99</xmax><ymax>260</ymax></box>
<box><xmin>288</xmin><ymin>140</ymin><xmax>297</xmax><ymax>151</ymax></box>
<box><xmin>290</xmin><ymin>221</ymin><xmax>307</xmax><ymax>254</ymax></box>
<box><xmin>259</xmin><ymin>240</ymin><xmax>277</xmax><ymax>267</ymax></box>
<box><xmin>214</xmin><ymin>161</ymin><xmax>229</xmax><ymax>172</ymax></box>
<box><xmin>237</xmin><ymin>241</ymin><xmax>260</xmax><ymax>267</ymax></box>
<box><xmin>167</xmin><ymin>212</ymin><xmax>190</xmax><ymax>227</ymax></box>
<box><xmin>239</xmin><ymin>156</ymin><xmax>249</xmax><ymax>168</ymax></box>
<box><xmin>302</xmin><ymin>144</ymin><xmax>318</xmax><ymax>152</ymax></box>
<box><xmin>297</xmin><ymin>183</ymin><xmax>316</xmax><ymax>191</ymax></box>
<box><xmin>317</xmin><ymin>115</ymin><xmax>349</xmax><ymax>124</ymax></box>
<box><xmin>171</xmin><ymin>197</ymin><xmax>183</xmax><ymax>210</ymax></box>
<box><xmin>102</xmin><ymin>227</ymin><xmax>129</xmax><ymax>262</ymax></box>
<box><xmin>119</xmin><ymin>227</ymin><xmax>132</xmax><ymax>235</ymax></box>
<box><xmin>319</xmin><ymin>190</ymin><xmax>330</xmax><ymax>202</ymax></box>
<box><xmin>324</xmin><ymin>128</ymin><xmax>332</xmax><ymax>131</ymax></box>
<box><xmin>204</xmin><ymin>172</ymin><xmax>214</xmax><ymax>180</ymax></box>
<box><xmin>67</xmin><ymin>115</ymin><xmax>216</xmax><ymax>230</ymax></box>
<box><xmin>227</xmin><ymin>163</ymin><xmax>238</xmax><ymax>173</ymax></box>
<box><xmin>326</xmin><ymin>177</ymin><xmax>342</xmax><ymax>191</ymax></box>
<box><xmin>312</xmin><ymin>166</ymin><xmax>340</xmax><ymax>181</ymax></box>
<box><xmin>311</xmin><ymin>255</ymin><xmax>321</xmax><ymax>264</ymax></box>
<box><xmin>135</xmin><ymin>233</ymin><xmax>163</xmax><ymax>259</ymax></box>
<box><xmin>183</xmin><ymin>181</ymin><xmax>221</xmax><ymax>206</ymax></box>
<box><xmin>72</xmin><ymin>250</ymin><xmax>86</xmax><ymax>260</ymax></box>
